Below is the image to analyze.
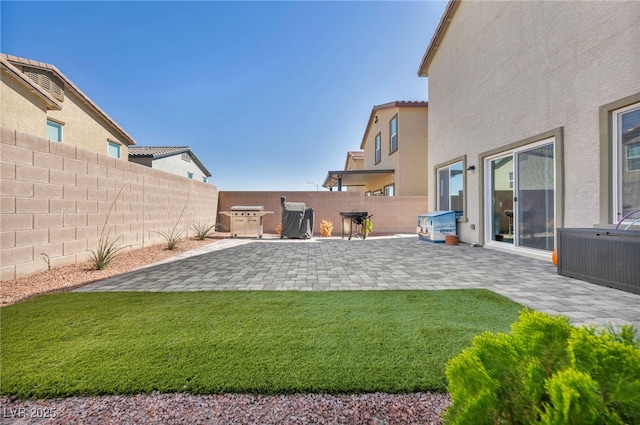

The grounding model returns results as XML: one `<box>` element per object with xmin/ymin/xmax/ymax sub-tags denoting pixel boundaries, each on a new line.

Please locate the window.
<box><xmin>384</xmin><ymin>184</ymin><xmax>395</xmax><ymax>196</ymax></box>
<box><xmin>375</xmin><ymin>133</ymin><xmax>381</xmax><ymax>164</ymax></box>
<box><xmin>46</xmin><ymin>120</ymin><xmax>63</xmax><ymax>142</ymax></box>
<box><xmin>373</xmin><ymin>189</ymin><xmax>383</xmax><ymax>196</ymax></box>
<box><xmin>187</xmin><ymin>172</ymin><xmax>194</xmax><ymax>179</ymax></box>
<box><xmin>108</xmin><ymin>141</ymin><xmax>121</xmax><ymax>158</ymax></box>
<box><xmin>365</xmin><ymin>191</ymin><xmax>371</xmax><ymax>197</ymax></box>
<box><xmin>181</xmin><ymin>152</ymin><xmax>191</xmax><ymax>162</ymax></box>
<box><xmin>614</xmin><ymin>102</ymin><xmax>640</xmax><ymax>218</ymax></box>
<box><xmin>389</xmin><ymin>115</ymin><xmax>398</xmax><ymax>153</ymax></box>
<box><xmin>627</xmin><ymin>142</ymin><xmax>640</xmax><ymax>171</ymax></box>
<box><xmin>202</xmin><ymin>177</ymin><xmax>208</xmax><ymax>183</ymax></box>
<box><xmin>436</xmin><ymin>160</ymin><xmax>464</xmax><ymax>217</ymax></box>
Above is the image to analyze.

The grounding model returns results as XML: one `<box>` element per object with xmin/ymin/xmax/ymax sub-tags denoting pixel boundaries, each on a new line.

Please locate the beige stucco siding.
<box><xmin>397</xmin><ymin>108</ymin><xmax>428</xmax><ymax>195</ymax></box>
<box><xmin>361</xmin><ymin>106</ymin><xmax>428</xmax><ymax>195</ymax></box>
<box><xmin>47</xmin><ymin>90</ymin><xmax>130</xmax><ymax>158</ymax></box>
<box><xmin>427</xmin><ymin>1</ymin><xmax>640</xmax><ymax>242</ymax></box>
<box><xmin>1</xmin><ymin>71</ymin><xmax>48</xmax><ymax>137</ymax></box>
<box><xmin>150</xmin><ymin>155</ymin><xmax>209</xmax><ymax>182</ymax></box>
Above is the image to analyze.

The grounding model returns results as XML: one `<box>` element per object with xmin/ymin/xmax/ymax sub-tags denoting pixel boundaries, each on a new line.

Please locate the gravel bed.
<box><xmin>0</xmin><ymin>238</ymin><xmax>221</xmax><ymax>306</ymax></box>
<box><xmin>0</xmin><ymin>393</ymin><xmax>451</xmax><ymax>425</ymax></box>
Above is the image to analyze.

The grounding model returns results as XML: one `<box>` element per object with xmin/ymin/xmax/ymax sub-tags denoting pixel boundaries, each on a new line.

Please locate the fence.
<box><xmin>2</xmin><ymin>127</ymin><xmax>429</xmax><ymax>281</ymax></box>
<box><xmin>217</xmin><ymin>191</ymin><xmax>427</xmax><ymax>237</ymax></box>
<box><xmin>1</xmin><ymin>128</ymin><xmax>218</xmax><ymax>280</ymax></box>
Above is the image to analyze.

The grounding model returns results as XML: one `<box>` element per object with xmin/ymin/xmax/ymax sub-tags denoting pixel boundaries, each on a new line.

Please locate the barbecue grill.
<box><xmin>219</xmin><ymin>206</ymin><xmax>273</xmax><ymax>238</ymax></box>
<box><xmin>340</xmin><ymin>211</ymin><xmax>372</xmax><ymax>240</ymax></box>
<box><xmin>280</xmin><ymin>196</ymin><xmax>314</xmax><ymax>239</ymax></box>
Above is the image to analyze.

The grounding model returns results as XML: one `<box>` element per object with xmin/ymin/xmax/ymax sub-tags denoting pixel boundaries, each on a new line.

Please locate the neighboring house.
<box><xmin>128</xmin><ymin>146</ymin><xmax>212</xmax><ymax>182</ymax></box>
<box><xmin>323</xmin><ymin>101</ymin><xmax>428</xmax><ymax>196</ymax></box>
<box><xmin>340</xmin><ymin>150</ymin><xmax>365</xmax><ymax>192</ymax></box>
<box><xmin>344</xmin><ymin>150</ymin><xmax>365</xmax><ymax>172</ymax></box>
<box><xmin>1</xmin><ymin>53</ymin><xmax>135</xmax><ymax>158</ymax></box>
<box><xmin>418</xmin><ymin>0</ymin><xmax>640</xmax><ymax>259</ymax></box>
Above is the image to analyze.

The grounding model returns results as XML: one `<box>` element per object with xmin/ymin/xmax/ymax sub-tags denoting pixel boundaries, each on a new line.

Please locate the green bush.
<box><xmin>444</xmin><ymin>310</ymin><xmax>640</xmax><ymax>425</ymax></box>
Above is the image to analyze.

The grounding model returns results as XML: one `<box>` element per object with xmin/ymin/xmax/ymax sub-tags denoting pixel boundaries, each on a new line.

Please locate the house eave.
<box><xmin>417</xmin><ymin>0</ymin><xmax>460</xmax><ymax>77</ymax></box>
<box><xmin>0</xmin><ymin>56</ymin><xmax>62</xmax><ymax>110</ymax></box>
<box><xmin>360</xmin><ymin>101</ymin><xmax>428</xmax><ymax>149</ymax></box>
<box><xmin>2</xmin><ymin>53</ymin><xmax>136</xmax><ymax>146</ymax></box>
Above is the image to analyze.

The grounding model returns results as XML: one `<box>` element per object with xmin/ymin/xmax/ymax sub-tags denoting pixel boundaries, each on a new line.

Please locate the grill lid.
<box><xmin>230</xmin><ymin>206</ymin><xmax>264</xmax><ymax>211</ymax></box>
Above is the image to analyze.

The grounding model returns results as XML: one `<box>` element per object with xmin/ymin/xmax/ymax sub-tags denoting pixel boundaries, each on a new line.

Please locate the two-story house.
<box><xmin>418</xmin><ymin>0</ymin><xmax>640</xmax><ymax>259</ymax></box>
<box><xmin>1</xmin><ymin>54</ymin><xmax>135</xmax><ymax>158</ymax></box>
<box><xmin>323</xmin><ymin>101</ymin><xmax>428</xmax><ymax>196</ymax></box>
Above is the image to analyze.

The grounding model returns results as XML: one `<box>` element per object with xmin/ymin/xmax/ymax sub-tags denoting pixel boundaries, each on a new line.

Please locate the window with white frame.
<box><xmin>375</xmin><ymin>133</ymin><xmax>381</xmax><ymax>164</ymax></box>
<box><xmin>437</xmin><ymin>160</ymin><xmax>464</xmax><ymax>216</ymax></box>
<box><xmin>384</xmin><ymin>184</ymin><xmax>395</xmax><ymax>196</ymax></box>
<box><xmin>46</xmin><ymin>120</ymin><xmax>63</xmax><ymax>142</ymax></box>
<box><xmin>389</xmin><ymin>115</ymin><xmax>398</xmax><ymax>153</ymax></box>
<box><xmin>615</xmin><ymin>102</ymin><xmax>640</xmax><ymax>218</ymax></box>
<box><xmin>108</xmin><ymin>141</ymin><xmax>121</xmax><ymax>158</ymax></box>
<box><xmin>187</xmin><ymin>172</ymin><xmax>194</xmax><ymax>179</ymax></box>
<box><xmin>202</xmin><ymin>176</ymin><xmax>208</xmax><ymax>183</ymax></box>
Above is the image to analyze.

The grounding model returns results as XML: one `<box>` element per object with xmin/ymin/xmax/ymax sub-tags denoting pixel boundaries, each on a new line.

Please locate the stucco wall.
<box><xmin>361</xmin><ymin>106</ymin><xmax>428</xmax><ymax>196</ymax></box>
<box><xmin>218</xmin><ymin>191</ymin><xmax>427</xmax><ymax>236</ymax></box>
<box><xmin>397</xmin><ymin>108</ymin><xmax>428</xmax><ymax>195</ymax></box>
<box><xmin>148</xmin><ymin>154</ymin><xmax>209</xmax><ymax>182</ymax></box>
<box><xmin>426</xmin><ymin>1</ymin><xmax>640</xmax><ymax>244</ymax></box>
<box><xmin>1</xmin><ymin>128</ymin><xmax>218</xmax><ymax>281</ymax></box>
<box><xmin>1</xmin><ymin>70</ymin><xmax>49</xmax><ymax>137</ymax></box>
<box><xmin>46</xmin><ymin>89</ymin><xmax>130</xmax><ymax>158</ymax></box>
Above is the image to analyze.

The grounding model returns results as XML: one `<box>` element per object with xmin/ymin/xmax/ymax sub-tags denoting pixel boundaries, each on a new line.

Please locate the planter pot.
<box><xmin>445</xmin><ymin>235</ymin><xmax>459</xmax><ymax>245</ymax></box>
<box><xmin>557</xmin><ymin>228</ymin><xmax>640</xmax><ymax>294</ymax></box>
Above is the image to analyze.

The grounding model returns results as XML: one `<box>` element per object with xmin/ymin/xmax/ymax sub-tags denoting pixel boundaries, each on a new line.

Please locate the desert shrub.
<box><xmin>89</xmin><ymin>187</ymin><xmax>125</xmax><ymax>270</ymax></box>
<box><xmin>363</xmin><ymin>217</ymin><xmax>373</xmax><ymax>236</ymax></box>
<box><xmin>156</xmin><ymin>228</ymin><xmax>184</xmax><ymax>250</ymax></box>
<box><xmin>155</xmin><ymin>193</ymin><xmax>189</xmax><ymax>250</ymax></box>
<box><xmin>320</xmin><ymin>220</ymin><xmax>333</xmax><ymax>237</ymax></box>
<box><xmin>191</xmin><ymin>220</ymin><xmax>216</xmax><ymax>240</ymax></box>
<box><xmin>89</xmin><ymin>233</ymin><xmax>125</xmax><ymax>270</ymax></box>
<box><xmin>444</xmin><ymin>310</ymin><xmax>640</xmax><ymax>425</ymax></box>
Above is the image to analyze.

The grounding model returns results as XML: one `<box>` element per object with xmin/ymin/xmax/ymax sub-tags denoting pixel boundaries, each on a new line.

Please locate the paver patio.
<box><xmin>75</xmin><ymin>236</ymin><xmax>640</xmax><ymax>330</ymax></box>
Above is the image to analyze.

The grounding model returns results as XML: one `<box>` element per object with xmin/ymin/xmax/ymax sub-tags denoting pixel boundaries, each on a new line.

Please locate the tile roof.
<box><xmin>1</xmin><ymin>53</ymin><xmax>136</xmax><ymax>146</ymax></box>
<box><xmin>128</xmin><ymin>146</ymin><xmax>191</xmax><ymax>158</ymax></box>
<box><xmin>128</xmin><ymin>146</ymin><xmax>211</xmax><ymax>177</ymax></box>
<box><xmin>0</xmin><ymin>56</ymin><xmax>62</xmax><ymax>110</ymax></box>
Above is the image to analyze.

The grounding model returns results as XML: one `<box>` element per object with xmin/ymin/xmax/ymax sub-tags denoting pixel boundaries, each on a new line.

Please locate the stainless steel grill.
<box><xmin>219</xmin><ymin>206</ymin><xmax>273</xmax><ymax>238</ymax></box>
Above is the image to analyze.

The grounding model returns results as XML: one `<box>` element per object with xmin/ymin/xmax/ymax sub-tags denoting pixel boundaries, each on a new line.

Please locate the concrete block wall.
<box><xmin>1</xmin><ymin>128</ymin><xmax>218</xmax><ymax>280</ymax></box>
<box><xmin>218</xmin><ymin>191</ymin><xmax>428</xmax><ymax>236</ymax></box>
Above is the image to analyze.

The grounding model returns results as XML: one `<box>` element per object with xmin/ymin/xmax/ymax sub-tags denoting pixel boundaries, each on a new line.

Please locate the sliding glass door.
<box><xmin>486</xmin><ymin>139</ymin><xmax>556</xmax><ymax>252</ymax></box>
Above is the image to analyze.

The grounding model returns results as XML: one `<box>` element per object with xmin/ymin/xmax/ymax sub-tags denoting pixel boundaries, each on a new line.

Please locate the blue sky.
<box><xmin>1</xmin><ymin>1</ymin><xmax>447</xmax><ymax>191</ymax></box>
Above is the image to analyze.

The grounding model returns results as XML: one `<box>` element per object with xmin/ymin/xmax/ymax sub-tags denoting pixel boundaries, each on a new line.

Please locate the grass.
<box><xmin>0</xmin><ymin>290</ymin><xmax>523</xmax><ymax>399</ymax></box>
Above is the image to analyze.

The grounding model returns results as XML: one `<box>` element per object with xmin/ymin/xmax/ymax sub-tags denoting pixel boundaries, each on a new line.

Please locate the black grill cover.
<box><xmin>280</xmin><ymin>196</ymin><xmax>314</xmax><ymax>239</ymax></box>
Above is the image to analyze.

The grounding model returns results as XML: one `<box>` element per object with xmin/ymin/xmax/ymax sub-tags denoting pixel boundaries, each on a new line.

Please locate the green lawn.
<box><xmin>0</xmin><ymin>290</ymin><xmax>523</xmax><ymax>399</ymax></box>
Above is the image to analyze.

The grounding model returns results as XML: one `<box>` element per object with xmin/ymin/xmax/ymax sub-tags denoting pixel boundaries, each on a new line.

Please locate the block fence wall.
<box><xmin>217</xmin><ymin>191</ymin><xmax>428</xmax><ymax>236</ymax></box>
<box><xmin>1</xmin><ymin>128</ymin><xmax>218</xmax><ymax>281</ymax></box>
